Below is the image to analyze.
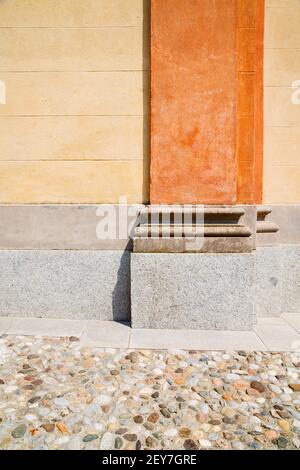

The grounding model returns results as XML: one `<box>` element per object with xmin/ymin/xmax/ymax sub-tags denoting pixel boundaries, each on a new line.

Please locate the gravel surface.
<box><xmin>0</xmin><ymin>334</ymin><xmax>299</xmax><ymax>450</ymax></box>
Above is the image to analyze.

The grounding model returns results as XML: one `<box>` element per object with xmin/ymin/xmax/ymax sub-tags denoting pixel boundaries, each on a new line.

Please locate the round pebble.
<box><xmin>199</xmin><ymin>439</ymin><xmax>212</xmax><ymax>448</ymax></box>
<box><xmin>83</xmin><ymin>434</ymin><xmax>98</xmax><ymax>443</ymax></box>
<box><xmin>232</xmin><ymin>441</ymin><xmax>244</xmax><ymax>450</ymax></box>
<box><xmin>11</xmin><ymin>424</ymin><xmax>26</xmax><ymax>439</ymax></box>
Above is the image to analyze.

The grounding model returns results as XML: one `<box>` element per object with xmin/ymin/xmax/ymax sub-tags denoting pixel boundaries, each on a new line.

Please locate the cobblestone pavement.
<box><xmin>0</xmin><ymin>334</ymin><xmax>300</xmax><ymax>450</ymax></box>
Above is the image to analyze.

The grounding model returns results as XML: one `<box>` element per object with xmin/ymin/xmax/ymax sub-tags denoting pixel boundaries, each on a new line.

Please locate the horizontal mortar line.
<box><xmin>0</xmin><ymin>203</ymin><xmax>147</xmax><ymax>206</ymax></box>
<box><xmin>265</xmin><ymin>47</ymin><xmax>300</xmax><ymax>50</ymax></box>
<box><xmin>265</xmin><ymin>85</ymin><xmax>300</xmax><ymax>88</ymax></box>
<box><xmin>0</xmin><ymin>158</ymin><xmax>145</xmax><ymax>162</ymax></box>
<box><xmin>265</xmin><ymin>83</ymin><xmax>300</xmax><ymax>86</ymax></box>
<box><xmin>265</xmin><ymin>163</ymin><xmax>300</xmax><ymax>167</ymax></box>
<box><xmin>266</xmin><ymin>6</ymin><xmax>300</xmax><ymax>9</ymax></box>
<box><xmin>0</xmin><ymin>114</ymin><xmax>147</xmax><ymax>117</ymax></box>
<box><xmin>0</xmin><ymin>70</ymin><xmax>149</xmax><ymax>73</ymax></box>
<box><xmin>265</xmin><ymin>164</ymin><xmax>300</xmax><ymax>168</ymax></box>
<box><xmin>0</xmin><ymin>247</ymin><xmax>131</xmax><ymax>251</ymax></box>
<box><xmin>265</xmin><ymin>125</ymin><xmax>300</xmax><ymax>128</ymax></box>
<box><xmin>0</xmin><ymin>26</ymin><xmax>143</xmax><ymax>29</ymax></box>
<box><xmin>0</xmin><ymin>114</ymin><xmax>148</xmax><ymax>117</ymax></box>
<box><xmin>0</xmin><ymin>203</ymin><xmax>143</xmax><ymax>206</ymax></box>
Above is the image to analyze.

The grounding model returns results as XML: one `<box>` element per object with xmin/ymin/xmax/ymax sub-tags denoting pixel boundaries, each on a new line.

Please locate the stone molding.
<box><xmin>2</xmin><ymin>203</ymin><xmax>300</xmax><ymax>250</ymax></box>
<box><xmin>256</xmin><ymin>206</ymin><xmax>279</xmax><ymax>247</ymax></box>
<box><xmin>133</xmin><ymin>205</ymin><xmax>254</xmax><ymax>253</ymax></box>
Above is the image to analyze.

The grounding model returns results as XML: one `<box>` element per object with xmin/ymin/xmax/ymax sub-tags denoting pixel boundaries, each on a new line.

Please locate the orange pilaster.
<box><xmin>236</xmin><ymin>0</ymin><xmax>264</xmax><ymax>204</ymax></box>
<box><xmin>254</xmin><ymin>0</ymin><xmax>264</xmax><ymax>204</ymax></box>
<box><xmin>150</xmin><ymin>0</ymin><xmax>264</xmax><ymax>205</ymax></box>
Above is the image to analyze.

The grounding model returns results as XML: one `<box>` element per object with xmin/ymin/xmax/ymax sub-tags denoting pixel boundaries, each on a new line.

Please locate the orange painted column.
<box><xmin>150</xmin><ymin>0</ymin><xmax>264</xmax><ymax>205</ymax></box>
<box><xmin>236</xmin><ymin>0</ymin><xmax>264</xmax><ymax>204</ymax></box>
<box><xmin>254</xmin><ymin>0</ymin><xmax>264</xmax><ymax>204</ymax></box>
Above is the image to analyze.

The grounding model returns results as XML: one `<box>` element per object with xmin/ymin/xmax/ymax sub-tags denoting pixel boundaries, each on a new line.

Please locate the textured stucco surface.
<box><xmin>150</xmin><ymin>0</ymin><xmax>264</xmax><ymax>205</ymax></box>
<box><xmin>0</xmin><ymin>250</ymin><xmax>130</xmax><ymax>321</ymax></box>
<box><xmin>131</xmin><ymin>253</ymin><xmax>256</xmax><ymax>330</ymax></box>
<box><xmin>150</xmin><ymin>0</ymin><xmax>237</xmax><ymax>204</ymax></box>
<box><xmin>0</xmin><ymin>0</ymin><xmax>149</xmax><ymax>204</ymax></box>
<box><xmin>264</xmin><ymin>1</ymin><xmax>300</xmax><ymax>203</ymax></box>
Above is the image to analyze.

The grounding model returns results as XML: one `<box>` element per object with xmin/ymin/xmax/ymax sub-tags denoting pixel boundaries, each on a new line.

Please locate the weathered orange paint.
<box><xmin>150</xmin><ymin>0</ymin><xmax>237</xmax><ymax>204</ymax></box>
<box><xmin>254</xmin><ymin>0</ymin><xmax>264</xmax><ymax>204</ymax></box>
<box><xmin>236</xmin><ymin>0</ymin><xmax>256</xmax><ymax>204</ymax></box>
<box><xmin>236</xmin><ymin>0</ymin><xmax>264</xmax><ymax>204</ymax></box>
<box><xmin>150</xmin><ymin>0</ymin><xmax>264</xmax><ymax>205</ymax></box>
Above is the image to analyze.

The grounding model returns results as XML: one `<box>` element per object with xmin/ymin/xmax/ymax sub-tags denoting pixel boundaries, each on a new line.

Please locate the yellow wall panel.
<box><xmin>0</xmin><ymin>27</ymin><xmax>148</xmax><ymax>72</ymax></box>
<box><xmin>265</xmin><ymin>49</ymin><xmax>300</xmax><ymax>86</ymax></box>
<box><xmin>0</xmin><ymin>72</ymin><xmax>146</xmax><ymax>116</ymax></box>
<box><xmin>264</xmin><ymin>1</ymin><xmax>300</xmax><ymax>203</ymax></box>
<box><xmin>265</xmin><ymin>6</ymin><xmax>300</xmax><ymax>48</ymax></box>
<box><xmin>0</xmin><ymin>161</ymin><xmax>148</xmax><ymax>204</ymax></box>
<box><xmin>265</xmin><ymin>127</ymin><xmax>300</xmax><ymax>166</ymax></box>
<box><xmin>266</xmin><ymin>0</ymin><xmax>299</xmax><ymax>8</ymax></box>
<box><xmin>264</xmin><ymin>87</ymin><xmax>300</xmax><ymax>127</ymax></box>
<box><xmin>0</xmin><ymin>116</ymin><xmax>146</xmax><ymax>161</ymax></box>
<box><xmin>264</xmin><ymin>165</ymin><xmax>300</xmax><ymax>203</ymax></box>
<box><xmin>0</xmin><ymin>0</ymin><xmax>149</xmax><ymax>204</ymax></box>
<box><xmin>0</xmin><ymin>0</ymin><xmax>144</xmax><ymax>27</ymax></box>
<box><xmin>266</xmin><ymin>1</ymin><xmax>300</xmax><ymax>6</ymax></box>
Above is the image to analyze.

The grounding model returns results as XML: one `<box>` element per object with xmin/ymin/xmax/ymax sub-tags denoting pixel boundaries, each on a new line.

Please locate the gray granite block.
<box><xmin>255</xmin><ymin>246</ymin><xmax>282</xmax><ymax>317</ymax></box>
<box><xmin>0</xmin><ymin>250</ymin><xmax>130</xmax><ymax>321</ymax></box>
<box><xmin>131</xmin><ymin>252</ymin><xmax>256</xmax><ymax>330</ymax></box>
<box><xmin>281</xmin><ymin>245</ymin><xmax>300</xmax><ymax>313</ymax></box>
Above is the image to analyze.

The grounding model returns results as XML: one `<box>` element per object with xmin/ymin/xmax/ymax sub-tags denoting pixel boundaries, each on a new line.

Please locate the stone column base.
<box><xmin>131</xmin><ymin>252</ymin><xmax>256</xmax><ymax>330</ymax></box>
<box><xmin>133</xmin><ymin>205</ymin><xmax>255</xmax><ymax>253</ymax></box>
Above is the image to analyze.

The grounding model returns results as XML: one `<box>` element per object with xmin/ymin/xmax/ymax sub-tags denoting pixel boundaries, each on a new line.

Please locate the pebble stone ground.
<box><xmin>0</xmin><ymin>334</ymin><xmax>300</xmax><ymax>450</ymax></box>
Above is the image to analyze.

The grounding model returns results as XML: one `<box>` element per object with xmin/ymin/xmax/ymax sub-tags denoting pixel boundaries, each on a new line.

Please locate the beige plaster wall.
<box><xmin>264</xmin><ymin>0</ymin><xmax>300</xmax><ymax>203</ymax></box>
<box><xmin>0</xmin><ymin>0</ymin><xmax>149</xmax><ymax>203</ymax></box>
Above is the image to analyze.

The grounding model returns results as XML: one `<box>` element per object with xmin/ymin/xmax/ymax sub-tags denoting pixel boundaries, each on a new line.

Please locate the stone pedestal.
<box><xmin>131</xmin><ymin>205</ymin><xmax>256</xmax><ymax>330</ymax></box>
<box><xmin>131</xmin><ymin>252</ymin><xmax>256</xmax><ymax>330</ymax></box>
<box><xmin>130</xmin><ymin>203</ymin><xmax>300</xmax><ymax>329</ymax></box>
